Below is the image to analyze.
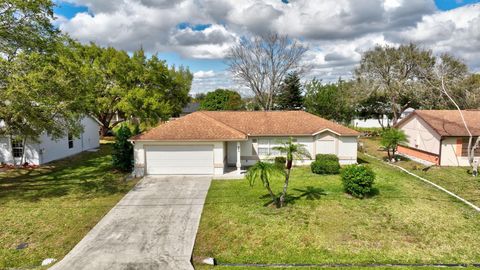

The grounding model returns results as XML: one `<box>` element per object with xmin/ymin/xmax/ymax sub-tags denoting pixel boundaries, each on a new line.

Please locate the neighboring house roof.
<box><xmin>396</xmin><ymin>110</ymin><xmax>480</xmax><ymax>137</ymax></box>
<box><xmin>132</xmin><ymin>111</ymin><xmax>359</xmax><ymax>141</ymax></box>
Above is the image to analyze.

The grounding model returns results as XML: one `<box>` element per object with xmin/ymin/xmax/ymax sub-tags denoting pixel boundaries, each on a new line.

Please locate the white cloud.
<box><xmin>56</xmin><ymin>0</ymin><xmax>480</xmax><ymax>93</ymax></box>
<box><xmin>193</xmin><ymin>70</ymin><xmax>216</xmax><ymax>78</ymax></box>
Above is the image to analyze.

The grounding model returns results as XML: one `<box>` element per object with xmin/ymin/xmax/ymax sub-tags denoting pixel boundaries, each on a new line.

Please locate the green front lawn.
<box><xmin>193</xmin><ymin>154</ymin><xmax>480</xmax><ymax>268</ymax></box>
<box><xmin>361</xmin><ymin>137</ymin><xmax>480</xmax><ymax>205</ymax></box>
<box><xmin>0</xmin><ymin>145</ymin><xmax>138</xmax><ymax>269</ymax></box>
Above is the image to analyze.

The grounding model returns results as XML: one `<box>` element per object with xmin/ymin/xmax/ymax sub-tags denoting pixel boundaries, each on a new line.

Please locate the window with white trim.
<box><xmin>257</xmin><ymin>138</ymin><xmax>288</xmax><ymax>156</ymax></box>
<box><xmin>68</xmin><ymin>133</ymin><xmax>74</xmax><ymax>149</ymax></box>
<box><xmin>11</xmin><ymin>139</ymin><xmax>23</xmax><ymax>158</ymax></box>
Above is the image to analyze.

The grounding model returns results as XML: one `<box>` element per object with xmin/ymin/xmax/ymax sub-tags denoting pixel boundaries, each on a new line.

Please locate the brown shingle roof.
<box><xmin>201</xmin><ymin>111</ymin><xmax>359</xmax><ymax>136</ymax></box>
<box><xmin>398</xmin><ymin>110</ymin><xmax>480</xmax><ymax>137</ymax></box>
<box><xmin>132</xmin><ymin>111</ymin><xmax>359</xmax><ymax>141</ymax></box>
<box><xmin>131</xmin><ymin>112</ymin><xmax>247</xmax><ymax>141</ymax></box>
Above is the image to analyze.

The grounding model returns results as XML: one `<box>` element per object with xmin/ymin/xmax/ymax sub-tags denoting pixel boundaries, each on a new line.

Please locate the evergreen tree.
<box><xmin>199</xmin><ymin>89</ymin><xmax>244</xmax><ymax>111</ymax></box>
<box><xmin>276</xmin><ymin>73</ymin><xmax>304</xmax><ymax>110</ymax></box>
<box><xmin>112</xmin><ymin>125</ymin><xmax>134</xmax><ymax>172</ymax></box>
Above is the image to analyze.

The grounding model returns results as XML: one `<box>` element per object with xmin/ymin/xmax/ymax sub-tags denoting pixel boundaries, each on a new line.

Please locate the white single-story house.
<box><xmin>351</xmin><ymin>115</ymin><xmax>391</xmax><ymax>128</ymax></box>
<box><xmin>0</xmin><ymin>116</ymin><xmax>100</xmax><ymax>165</ymax></box>
<box><xmin>395</xmin><ymin>110</ymin><xmax>480</xmax><ymax>166</ymax></box>
<box><xmin>130</xmin><ymin>111</ymin><xmax>359</xmax><ymax>176</ymax></box>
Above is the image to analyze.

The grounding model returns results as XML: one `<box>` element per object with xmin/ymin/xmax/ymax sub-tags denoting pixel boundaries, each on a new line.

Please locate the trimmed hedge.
<box><xmin>315</xmin><ymin>154</ymin><xmax>339</xmax><ymax>162</ymax></box>
<box><xmin>341</xmin><ymin>165</ymin><xmax>375</xmax><ymax>198</ymax></box>
<box><xmin>274</xmin><ymin>156</ymin><xmax>286</xmax><ymax>169</ymax></box>
<box><xmin>311</xmin><ymin>159</ymin><xmax>340</xmax><ymax>174</ymax></box>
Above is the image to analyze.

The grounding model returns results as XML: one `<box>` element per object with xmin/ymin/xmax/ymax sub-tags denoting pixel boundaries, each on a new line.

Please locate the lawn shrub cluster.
<box><xmin>112</xmin><ymin>125</ymin><xmax>134</xmax><ymax>172</ymax></box>
<box><xmin>311</xmin><ymin>154</ymin><xmax>340</xmax><ymax>174</ymax></box>
<box><xmin>274</xmin><ymin>156</ymin><xmax>286</xmax><ymax>169</ymax></box>
<box><xmin>341</xmin><ymin>164</ymin><xmax>375</xmax><ymax>198</ymax></box>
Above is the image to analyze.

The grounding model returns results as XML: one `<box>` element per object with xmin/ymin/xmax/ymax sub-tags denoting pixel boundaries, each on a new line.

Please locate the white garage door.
<box><xmin>145</xmin><ymin>145</ymin><xmax>214</xmax><ymax>175</ymax></box>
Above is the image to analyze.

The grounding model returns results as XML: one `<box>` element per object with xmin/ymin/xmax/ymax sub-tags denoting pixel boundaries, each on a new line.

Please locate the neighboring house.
<box><xmin>130</xmin><ymin>111</ymin><xmax>359</xmax><ymax>176</ymax></box>
<box><xmin>351</xmin><ymin>115</ymin><xmax>391</xmax><ymax>128</ymax></box>
<box><xmin>395</xmin><ymin>110</ymin><xmax>480</xmax><ymax>166</ymax></box>
<box><xmin>0</xmin><ymin>116</ymin><xmax>100</xmax><ymax>165</ymax></box>
<box><xmin>351</xmin><ymin>108</ymin><xmax>414</xmax><ymax>128</ymax></box>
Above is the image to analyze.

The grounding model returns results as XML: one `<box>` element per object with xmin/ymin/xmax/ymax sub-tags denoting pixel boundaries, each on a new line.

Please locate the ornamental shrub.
<box><xmin>274</xmin><ymin>156</ymin><xmax>286</xmax><ymax>169</ymax></box>
<box><xmin>311</xmin><ymin>159</ymin><xmax>340</xmax><ymax>174</ymax></box>
<box><xmin>112</xmin><ymin>125</ymin><xmax>134</xmax><ymax>172</ymax></box>
<box><xmin>315</xmin><ymin>154</ymin><xmax>339</xmax><ymax>162</ymax></box>
<box><xmin>341</xmin><ymin>165</ymin><xmax>375</xmax><ymax>198</ymax></box>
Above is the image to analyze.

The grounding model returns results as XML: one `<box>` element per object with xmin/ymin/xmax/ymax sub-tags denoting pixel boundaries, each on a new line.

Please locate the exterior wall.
<box><xmin>337</xmin><ymin>136</ymin><xmax>358</xmax><ymax>165</ymax></box>
<box><xmin>440</xmin><ymin>137</ymin><xmax>470</xmax><ymax>166</ymax></box>
<box><xmin>134</xmin><ymin>141</ymin><xmax>225</xmax><ymax>176</ymax></box>
<box><xmin>226</xmin><ymin>133</ymin><xmax>358</xmax><ymax>167</ymax></box>
<box><xmin>227</xmin><ymin>136</ymin><xmax>315</xmax><ymax>167</ymax></box>
<box><xmin>398</xmin><ymin>115</ymin><xmax>441</xmax><ymax>155</ymax></box>
<box><xmin>0</xmin><ymin>116</ymin><xmax>100</xmax><ymax>165</ymax></box>
<box><xmin>37</xmin><ymin>117</ymin><xmax>100</xmax><ymax>164</ymax></box>
<box><xmin>397</xmin><ymin>145</ymin><xmax>439</xmax><ymax>165</ymax></box>
<box><xmin>351</xmin><ymin>115</ymin><xmax>391</xmax><ymax>128</ymax></box>
<box><xmin>0</xmin><ymin>137</ymin><xmax>40</xmax><ymax>165</ymax></box>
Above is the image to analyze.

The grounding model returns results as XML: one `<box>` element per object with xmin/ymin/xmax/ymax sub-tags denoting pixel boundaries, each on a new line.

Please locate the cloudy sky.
<box><xmin>54</xmin><ymin>0</ymin><xmax>480</xmax><ymax>96</ymax></box>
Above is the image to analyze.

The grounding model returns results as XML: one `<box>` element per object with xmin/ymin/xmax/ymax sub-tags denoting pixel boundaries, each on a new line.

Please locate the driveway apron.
<box><xmin>49</xmin><ymin>176</ymin><xmax>212</xmax><ymax>270</ymax></box>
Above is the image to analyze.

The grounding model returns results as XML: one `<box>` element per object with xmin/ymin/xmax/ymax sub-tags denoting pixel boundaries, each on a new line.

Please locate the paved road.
<box><xmin>50</xmin><ymin>176</ymin><xmax>212</xmax><ymax>270</ymax></box>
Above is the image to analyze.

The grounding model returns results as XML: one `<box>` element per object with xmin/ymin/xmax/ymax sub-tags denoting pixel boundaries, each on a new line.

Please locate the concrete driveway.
<box><xmin>50</xmin><ymin>176</ymin><xmax>212</xmax><ymax>270</ymax></box>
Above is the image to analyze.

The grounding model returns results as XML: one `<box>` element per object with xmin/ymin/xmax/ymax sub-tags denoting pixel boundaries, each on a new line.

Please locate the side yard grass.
<box><xmin>361</xmin><ymin>137</ymin><xmax>480</xmax><ymax>206</ymax></box>
<box><xmin>0</xmin><ymin>144</ymin><xmax>138</xmax><ymax>269</ymax></box>
<box><xmin>193</xmin><ymin>153</ymin><xmax>480</xmax><ymax>268</ymax></box>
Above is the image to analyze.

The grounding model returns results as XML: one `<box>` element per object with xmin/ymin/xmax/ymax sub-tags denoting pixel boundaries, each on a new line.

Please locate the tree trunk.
<box><xmin>265</xmin><ymin>181</ymin><xmax>278</xmax><ymax>207</ymax></box>
<box><xmin>279</xmin><ymin>168</ymin><xmax>291</xmax><ymax>207</ymax></box>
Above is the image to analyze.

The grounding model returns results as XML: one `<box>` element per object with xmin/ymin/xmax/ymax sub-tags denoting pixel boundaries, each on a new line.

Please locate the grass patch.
<box><xmin>360</xmin><ymin>137</ymin><xmax>480</xmax><ymax>205</ymax></box>
<box><xmin>193</xmin><ymin>154</ymin><xmax>480</xmax><ymax>268</ymax></box>
<box><xmin>0</xmin><ymin>144</ymin><xmax>138</xmax><ymax>269</ymax></box>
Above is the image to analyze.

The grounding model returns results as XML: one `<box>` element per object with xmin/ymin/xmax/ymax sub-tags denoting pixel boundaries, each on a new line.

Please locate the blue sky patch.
<box><xmin>177</xmin><ymin>22</ymin><xmax>212</xmax><ymax>31</ymax></box>
<box><xmin>54</xmin><ymin>2</ymin><xmax>88</xmax><ymax>19</ymax></box>
<box><xmin>434</xmin><ymin>0</ymin><xmax>480</xmax><ymax>10</ymax></box>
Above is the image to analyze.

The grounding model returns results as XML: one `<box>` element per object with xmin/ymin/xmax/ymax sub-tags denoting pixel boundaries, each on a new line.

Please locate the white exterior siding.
<box><xmin>337</xmin><ymin>136</ymin><xmax>358</xmax><ymax>165</ymax></box>
<box><xmin>398</xmin><ymin>115</ymin><xmax>441</xmax><ymax>154</ymax></box>
<box><xmin>0</xmin><ymin>116</ymin><xmax>100</xmax><ymax>165</ymax></box>
<box><xmin>225</xmin><ymin>133</ymin><xmax>358</xmax><ymax>167</ymax></box>
<box><xmin>351</xmin><ymin>115</ymin><xmax>391</xmax><ymax>128</ymax></box>
<box><xmin>440</xmin><ymin>137</ymin><xmax>470</xmax><ymax>166</ymax></box>
<box><xmin>0</xmin><ymin>137</ymin><xmax>40</xmax><ymax>165</ymax></box>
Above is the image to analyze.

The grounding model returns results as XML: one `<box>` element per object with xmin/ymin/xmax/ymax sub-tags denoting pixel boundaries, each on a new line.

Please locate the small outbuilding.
<box><xmin>0</xmin><ymin>116</ymin><xmax>100</xmax><ymax>165</ymax></box>
<box><xmin>395</xmin><ymin>110</ymin><xmax>480</xmax><ymax>166</ymax></box>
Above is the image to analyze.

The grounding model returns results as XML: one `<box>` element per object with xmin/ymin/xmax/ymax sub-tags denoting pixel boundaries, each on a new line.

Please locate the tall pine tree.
<box><xmin>275</xmin><ymin>73</ymin><xmax>304</xmax><ymax>110</ymax></box>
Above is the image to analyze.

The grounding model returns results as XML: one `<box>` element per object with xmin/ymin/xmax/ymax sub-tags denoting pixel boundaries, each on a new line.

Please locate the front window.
<box><xmin>11</xmin><ymin>139</ymin><xmax>23</xmax><ymax>158</ymax></box>
<box><xmin>68</xmin><ymin>133</ymin><xmax>74</xmax><ymax>149</ymax></box>
<box><xmin>257</xmin><ymin>138</ymin><xmax>288</xmax><ymax>156</ymax></box>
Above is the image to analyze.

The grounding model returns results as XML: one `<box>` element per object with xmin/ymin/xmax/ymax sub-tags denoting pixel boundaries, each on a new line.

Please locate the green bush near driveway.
<box><xmin>341</xmin><ymin>164</ymin><xmax>376</xmax><ymax>198</ymax></box>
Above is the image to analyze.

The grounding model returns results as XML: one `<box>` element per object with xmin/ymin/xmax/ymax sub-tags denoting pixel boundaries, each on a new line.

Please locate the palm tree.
<box><xmin>246</xmin><ymin>161</ymin><xmax>284</xmax><ymax>207</ymax></box>
<box><xmin>273</xmin><ymin>137</ymin><xmax>312</xmax><ymax>207</ymax></box>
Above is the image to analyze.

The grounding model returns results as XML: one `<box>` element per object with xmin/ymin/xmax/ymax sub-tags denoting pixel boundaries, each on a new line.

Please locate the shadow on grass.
<box><xmin>0</xmin><ymin>145</ymin><xmax>130</xmax><ymax>202</ymax></box>
<box><xmin>357</xmin><ymin>157</ymin><xmax>370</xmax><ymax>164</ymax></box>
<box><xmin>260</xmin><ymin>186</ymin><xmax>327</xmax><ymax>207</ymax></box>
